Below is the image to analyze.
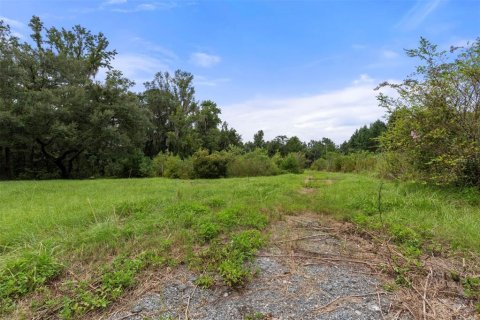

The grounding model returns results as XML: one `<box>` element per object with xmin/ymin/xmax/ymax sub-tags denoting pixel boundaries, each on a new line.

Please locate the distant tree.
<box><xmin>341</xmin><ymin>120</ymin><xmax>387</xmax><ymax>153</ymax></box>
<box><xmin>321</xmin><ymin>137</ymin><xmax>337</xmax><ymax>153</ymax></box>
<box><xmin>253</xmin><ymin>130</ymin><xmax>265</xmax><ymax>149</ymax></box>
<box><xmin>218</xmin><ymin>122</ymin><xmax>242</xmax><ymax>150</ymax></box>
<box><xmin>285</xmin><ymin>136</ymin><xmax>305</xmax><ymax>154</ymax></box>
<box><xmin>195</xmin><ymin>100</ymin><xmax>222</xmax><ymax>152</ymax></box>
<box><xmin>266</xmin><ymin>135</ymin><xmax>288</xmax><ymax>156</ymax></box>
<box><xmin>305</xmin><ymin>140</ymin><xmax>327</xmax><ymax>163</ymax></box>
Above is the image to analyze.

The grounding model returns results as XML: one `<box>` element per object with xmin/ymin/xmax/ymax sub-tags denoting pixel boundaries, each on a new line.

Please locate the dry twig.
<box><xmin>184</xmin><ymin>285</ymin><xmax>198</xmax><ymax>320</ymax></box>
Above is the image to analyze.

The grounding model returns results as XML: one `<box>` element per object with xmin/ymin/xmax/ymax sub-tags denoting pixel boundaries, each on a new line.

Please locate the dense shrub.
<box><xmin>376</xmin><ymin>152</ymin><xmax>419</xmax><ymax>180</ymax></box>
<box><xmin>278</xmin><ymin>152</ymin><xmax>306</xmax><ymax>173</ymax></box>
<box><xmin>104</xmin><ymin>150</ymin><xmax>153</xmax><ymax>178</ymax></box>
<box><xmin>378</xmin><ymin>38</ymin><xmax>480</xmax><ymax>187</ymax></box>
<box><xmin>226</xmin><ymin>149</ymin><xmax>279</xmax><ymax>177</ymax></box>
<box><xmin>310</xmin><ymin>152</ymin><xmax>378</xmax><ymax>173</ymax></box>
<box><xmin>192</xmin><ymin>150</ymin><xmax>231</xmax><ymax>179</ymax></box>
<box><xmin>163</xmin><ymin>155</ymin><xmax>194</xmax><ymax>179</ymax></box>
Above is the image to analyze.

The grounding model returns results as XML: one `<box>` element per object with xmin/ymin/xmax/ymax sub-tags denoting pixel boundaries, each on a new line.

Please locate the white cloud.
<box><xmin>195</xmin><ymin>75</ymin><xmax>230</xmax><ymax>87</ymax></box>
<box><xmin>130</xmin><ymin>37</ymin><xmax>178</xmax><ymax>62</ymax></box>
<box><xmin>382</xmin><ymin>50</ymin><xmax>399</xmax><ymax>59</ymax></box>
<box><xmin>111</xmin><ymin>1</ymin><xmax>177</xmax><ymax>13</ymax></box>
<box><xmin>222</xmin><ymin>75</ymin><xmax>392</xmax><ymax>144</ymax></box>
<box><xmin>96</xmin><ymin>53</ymin><xmax>170</xmax><ymax>91</ymax></box>
<box><xmin>190</xmin><ymin>52</ymin><xmax>221</xmax><ymax>68</ymax></box>
<box><xmin>104</xmin><ymin>0</ymin><xmax>127</xmax><ymax>5</ymax></box>
<box><xmin>136</xmin><ymin>3</ymin><xmax>156</xmax><ymax>11</ymax></box>
<box><xmin>397</xmin><ymin>0</ymin><xmax>447</xmax><ymax>30</ymax></box>
<box><xmin>0</xmin><ymin>16</ymin><xmax>24</xmax><ymax>29</ymax></box>
<box><xmin>0</xmin><ymin>16</ymin><xmax>26</xmax><ymax>38</ymax></box>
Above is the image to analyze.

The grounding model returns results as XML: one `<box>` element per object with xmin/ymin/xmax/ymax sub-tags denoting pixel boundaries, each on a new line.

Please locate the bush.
<box><xmin>151</xmin><ymin>153</ymin><xmax>169</xmax><ymax>177</ymax></box>
<box><xmin>376</xmin><ymin>152</ymin><xmax>419</xmax><ymax>180</ymax></box>
<box><xmin>310</xmin><ymin>152</ymin><xmax>378</xmax><ymax>174</ymax></box>
<box><xmin>310</xmin><ymin>158</ymin><xmax>327</xmax><ymax>171</ymax></box>
<box><xmin>104</xmin><ymin>150</ymin><xmax>153</xmax><ymax>178</ymax></box>
<box><xmin>163</xmin><ymin>155</ymin><xmax>193</xmax><ymax>179</ymax></box>
<box><xmin>226</xmin><ymin>149</ymin><xmax>279</xmax><ymax>177</ymax></box>
<box><xmin>279</xmin><ymin>152</ymin><xmax>305</xmax><ymax>174</ymax></box>
<box><xmin>192</xmin><ymin>150</ymin><xmax>230</xmax><ymax>179</ymax></box>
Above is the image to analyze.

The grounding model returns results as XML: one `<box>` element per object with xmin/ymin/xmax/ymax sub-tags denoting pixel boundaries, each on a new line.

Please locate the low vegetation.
<box><xmin>1</xmin><ymin>172</ymin><xmax>479</xmax><ymax>318</ymax></box>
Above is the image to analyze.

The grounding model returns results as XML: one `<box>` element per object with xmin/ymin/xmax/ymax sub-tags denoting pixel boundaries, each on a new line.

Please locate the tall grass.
<box><xmin>1</xmin><ymin>172</ymin><xmax>479</xmax><ymax>317</ymax></box>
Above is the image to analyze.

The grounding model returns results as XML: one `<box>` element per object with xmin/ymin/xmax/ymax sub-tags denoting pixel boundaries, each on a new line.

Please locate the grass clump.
<box><xmin>218</xmin><ymin>230</ymin><xmax>265</xmax><ymax>286</ymax></box>
<box><xmin>58</xmin><ymin>253</ymin><xmax>162</xmax><ymax>319</ymax></box>
<box><xmin>194</xmin><ymin>274</ymin><xmax>215</xmax><ymax>289</ymax></box>
<box><xmin>0</xmin><ymin>249</ymin><xmax>62</xmax><ymax>313</ymax></box>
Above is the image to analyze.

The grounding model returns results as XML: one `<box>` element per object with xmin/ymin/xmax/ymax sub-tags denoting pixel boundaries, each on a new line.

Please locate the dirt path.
<box><xmin>103</xmin><ymin>211</ymin><xmax>478</xmax><ymax>320</ymax></box>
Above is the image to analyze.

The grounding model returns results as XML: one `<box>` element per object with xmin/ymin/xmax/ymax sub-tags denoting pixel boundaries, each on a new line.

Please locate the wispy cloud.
<box><xmin>72</xmin><ymin>1</ymin><xmax>180</xmax><ymax>14</ymax></box>
<box><xmin>195</xmin><ymin>75</ymin><xmax>230</xmax><ymax>87</ymax></box>
<box><xmin>381</xmin><ymin>49</ymin><xmax>399</xmax><ymax>59</ymax></box>
<box><xmin>0</xmin><ymin>16</ymin><xmax>27</xmax><ymax>38</ymax></box>
<box><xmin>130</xmin><ymin>37</ymin><xmax>178</xmax><ymax>62</ymax></box>
<box><xmin>0</xmin><ymin>16</ymin><xmax>24</xmax><ymax>29</ymax></box>
<box><xmin>190</xmin><ymin>52</ymin><xmax>221</xmax><ymax>68</ymax></box>
<box><xmin>96</xmin><ymin>53</ymin><xmax>170</xmax><ymax>91</ymax></box>
<box><xmin>366</xmin><ymin>48</ymin><xmax>403</xmax><ymax>69</ymax></box>
<box><xmin>222</xmin><ymin>75</ymin><xmax>391</xmax><ymax>143</ymax></box>
<box><xmin>104</xmin><ymin>0</ymin><xmax>128</xmax><ymax>5</ymax></box>
<box><xmin>397</xmin><ymin>0</ymin><xmax>447</xmax><ymax>30</ymax></box>
<box><xmin>112</xmin><ymin>3</ymin><xmax>159</xmax><ymax>13</ymax></box>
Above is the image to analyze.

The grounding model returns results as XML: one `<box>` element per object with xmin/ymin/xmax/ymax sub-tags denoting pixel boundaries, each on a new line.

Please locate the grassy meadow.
<box><xmin>1</xmin><ymin>172</ymin><xmax>479</xmax><ymax>318</ymax></box>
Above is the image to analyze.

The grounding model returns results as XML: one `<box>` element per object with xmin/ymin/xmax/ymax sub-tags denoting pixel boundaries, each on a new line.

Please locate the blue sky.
<box><xmin>1</xmin><ymin>0</ymin><xmax>479</xmax><ymax>143</ymax></box>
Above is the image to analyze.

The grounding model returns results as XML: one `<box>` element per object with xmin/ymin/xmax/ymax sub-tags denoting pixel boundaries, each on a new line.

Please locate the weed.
<box><xmin>381</xmin><ymin>281</ymin><xmax>399</xmax><ymax>292</ymax></box>
<box><xmin>218</xmin><ymin>258</ymin><xmax>251</xmax><ymax>287</ymax></box>
<box><xmin>194</xmin><ymin>274</ymin><xmax>215</xmax><ymax>289</ymax></box>
<box><xmin>0</xmin><ymin>249</ymin><xmax>62</xmax><ymax>313</ymax></box>
<box><xmin>197</xmin><ymin>222</ymin><xmax>221</xmax><ymax>242</ymax></box>
<box><xmin>463</xmin><ymin>276</ymin><xmax>480</xmax><ymax>299</ymax></box>
<box><xmin>244</xmin><ymin>312</ymin><xmax>266</xmax><ymax>320</ymax></box>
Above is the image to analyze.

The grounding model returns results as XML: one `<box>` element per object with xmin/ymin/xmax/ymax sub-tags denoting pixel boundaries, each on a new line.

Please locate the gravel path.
<box><xmin>106</xmin><ymin>211</ymin><xmax>479</xmax><ymax>320</ymax></box>
<box><xmin>107</xmin><ymin>215</ymin><xmax>397</xmax><ymax>320</ymax></box>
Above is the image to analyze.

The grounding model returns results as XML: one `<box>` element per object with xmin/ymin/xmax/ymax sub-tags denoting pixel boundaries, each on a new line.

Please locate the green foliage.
<box><xmin>340</xmin><ymin>120</ymin><xmax>386</xmax><ymax>153</ymax></box>
<box><xmin>218</xmin><ymin>258</ymin><xmax>251</xmax><ymax>287</ymax></box>
<box><xmin>2</xmin><ymin>172</ymin><xmax>480</xmax><ymax>317</ymax></box>
<box><xmin>310</xmin><ymin>152</ymin><xmax>378</xmax><ymax>173</ymax></box>
<box><xmin>244</xmin><ymin>312</ymin><xmax>267</xmax><ymax>320</ymax></box>
<box><xmin>0</xmin><ymin>250</ymin><xmax>62</xmax><ymax>313</ymax></box>
<box><xmin>0</xmin><ymin>17</ymin><xmax>150</xmax><ymax>179</ymax></box>
<box><xmin>163</xmin><ymin>155</ymin><xmax>194</xmax><ymax>179</ymax></box>
<box><xmin>192</xmin><ymin>149</ymin><xmax>230</xmax><ymax>178</ymax></box>
<box><xmin>215</xmin><ymin>230</ymin><xmax>265</xmax><ymax>287</ymax></box>
<box><xmin>279</xmin><ymin>152</ymin><xmax>306</xmax><ymax>173</ymax></box>
<box><xmin>60</xmin><ymin>254</ymin><xmax>150</xmax><ymax>318</ymax></box>
<box><xmin>196</xmin><ymin>222</ymin><xmax>221</xmax><ymax>242</ymax></box>
<box><xmin>378</xmin><ymin>38</ymin><xmax>480</xmax><ymax>187</ymax></box>
<box><xmin>226</xmin><ymin>149</ymin><xmax>279</xmax><ymax>177</ymax></box>
<box><xmin>463</xmin><ymin>277</ymin><xmax>480</xmax><ymax>298</ymax></box>
<box><xmin>194</xmin><ymin>274</ymin><xmax>215</xmax><ymax>289</ymax></box>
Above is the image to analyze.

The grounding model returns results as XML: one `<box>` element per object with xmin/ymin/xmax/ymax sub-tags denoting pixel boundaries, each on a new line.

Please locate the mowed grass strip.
<box><xmin>1</xmin><ymin>172</ymin><xmax>479</xmax><ymax>318</ymax></box>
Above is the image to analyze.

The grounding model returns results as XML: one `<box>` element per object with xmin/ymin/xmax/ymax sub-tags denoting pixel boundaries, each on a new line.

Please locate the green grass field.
<box><xmin>1</xmin><ymin>172</ymin><xmax>479</xmax><ymax>318</ymax></box>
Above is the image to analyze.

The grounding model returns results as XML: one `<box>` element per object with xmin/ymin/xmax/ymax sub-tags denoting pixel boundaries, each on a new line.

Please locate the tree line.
<box><xmin>0</xmin><ymin>17</ymin><xmax>372</xmax><ymax>180</ymax></box>
<box><xmin>2</xmin><ymin>17</ymin><xmax>477</xmax><ymax>186</ymax></box>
